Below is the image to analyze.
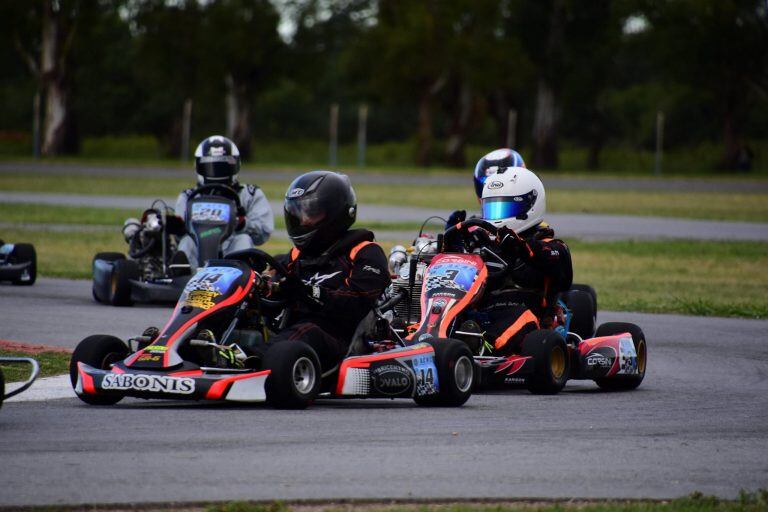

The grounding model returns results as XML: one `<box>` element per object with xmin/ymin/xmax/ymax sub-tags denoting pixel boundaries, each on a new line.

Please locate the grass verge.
<box><xmin>3</xmin><ymin>227</ymin><xmax>767</xmax><ymax>319</ymax></box>
<box><xmin>0</xmin><ymin>349</ymin><xmax>70</xmax><ymax>383</ymax></box>
<box><xmin>2</xmin><ymin>172</ymin><xmax>768</xmax><ymax>222</ymax></box>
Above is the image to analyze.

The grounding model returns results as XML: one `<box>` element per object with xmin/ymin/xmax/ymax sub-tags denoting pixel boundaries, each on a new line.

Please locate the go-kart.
<box><xmin>71</xmin><ymin>249</ymin><xmax>474</xmax><ymax>408</ymax></box>
<box><xmin>0</xmin><ymin>240</ymin><xmax>36</xmax><ymax>285</ymax></box>
<box><xmin>0</xmin><ymin>357</ymin><xmax>40</xmax><ymax>409</ymax></box>
<box><xmin>384</xmin><ymin>217</ymin><xmax>646</xmax><ymax>394</ymax></box>
<box><xmin>92</xmin><ymin>184</ymin><xmax>242</xmax><ymax>306</ymax></box>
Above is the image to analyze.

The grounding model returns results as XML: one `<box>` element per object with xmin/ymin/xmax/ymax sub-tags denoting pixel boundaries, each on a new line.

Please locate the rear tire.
<box><xmin>594</xmin><ymin>322</ymin><xmax>647</xmax><ymax>391</ymax></box>
<box><xmin>414</xmin><ymin>339</ymin><xmax>474</xmax><ymax>407</ymax></box>
<box><xmin>109</xmin><ymin>259</ymin><xmax>138</xmax><ymax>307</ymax></box>
<box><xmin>70</xmin><ymin>335</ymin><xmax>130</xmax><ymax>405</ymax></box>
<box><xmin>9</xmin><ymin>243</ymin><xmax>36</xmax><ymax>286</ymax></box>
<box><xmin>521</xmin><ymin>330</ymin><xmax>570</xmax><ymax>395</ymax></box>
<box><xmin>263</xmin><ymin>341</ymin><xmax>321</xmax><ymax>409</ymax></box>
<box><xmin>562</xmin><ymin>289</ymin><xmax>596</xmax><ymax>339</ymax></box>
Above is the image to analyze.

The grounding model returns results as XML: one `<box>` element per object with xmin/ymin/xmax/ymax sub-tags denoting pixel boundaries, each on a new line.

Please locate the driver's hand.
<box><xmin>236</xmin><ymin>206</ymin><xmax>247</xmax><ymax>231</ymax></box>
<box><xmin>498</xmin><ymin>227</ymin><xmax>532</xmax><ymax>259</ymax></box>
<box><xmin>445</xmin><ymin>209</ymin><xmax>466</xmax><ymax>229</ymax></box>
<box><xmin>466</xmin><ymin>226</ymin><xmax>491</xmax><ymax>251</ymax></box>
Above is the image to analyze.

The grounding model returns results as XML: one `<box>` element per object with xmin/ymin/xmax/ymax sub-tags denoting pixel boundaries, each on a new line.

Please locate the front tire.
<box><xmin>109</xmin><ymin>259</ymin><xmax>138</xmax><ymax>306</ymax></box>
<box><xmin>521</xmin><ymin>330</ymin><xmax>570</xmax><ymax>395</ymax></box>
<box><xmin>414</xmin><ymin>339</ymin><xmax>474</xmax><ymax>407</ymax></box>
<box><xmin>10</xmin><ymin>243</ymin><xmax>36</xmax><ymax>286</ymax></box>
<box><xmin>594</xmin><ymin>322</ymin><xmax>647</xmax><ymax>391</ymax></box>
<box><xmin>263</xmin><ymin>341</ymin><xmax>321</xmax><ymax>409</ymax></box>
<box><xmin>70</xmin><ymin>335</ymin><xmax>130</xmax><ymax>405</ymax></box>
<box><xmin>562</xmin><ymin>289</ymin><xmax>596</xmax><ymax>339</ymax></box>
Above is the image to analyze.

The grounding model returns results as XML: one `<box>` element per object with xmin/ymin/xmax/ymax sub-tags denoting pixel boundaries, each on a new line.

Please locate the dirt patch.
<box><xmin>0</xmin><ymin>339</ymin><xmax>72</xmax><ymax>354</ymax></box>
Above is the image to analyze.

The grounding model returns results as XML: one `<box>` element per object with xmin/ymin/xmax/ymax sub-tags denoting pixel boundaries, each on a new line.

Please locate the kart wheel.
<box><xmin>414</xmin><ymin>339</ymin><xmax>474</xmax><ymax>407</ymax></box>
<box><xmin>9</xmin><ymin>243</ymin><xmax>36</xmax><ymax>286</ymax></box>
<box><xmin>521</xmin><ymin>330</ymin><xmax>570</xmax><ymax>395</ymax></box>
<box><xmin>594</xmin><ymin>322</ymin><xmax>647</xmax><ymax>391</ymax></box>
<box><xmin>69</xmin><ymin>335</ymin><xmax>130</xmax><ymax>406</ymax></box>
<box><xmin>92</xmin><ymin>253</ymin><xmax>124</xmax><ymax>303</ymax></box>
<box><xmin>562</xmin><ymin>289</ymin><xmax>596</xmax><ymax>339</ymax></box>
<box><xmin>570</xmin><ymin>283</ymin><xmax>597</xmax><ymax>314</ymax></box>
<box><xmin>263</xmin><ymin>341</ymin><xmax>321</xmax><ymax>409</ymax></box>
<box><xmin>0</xmin><ymin>368</ymin><xmax>5</xmax><ymax>409</ymax></box>
<box><xmin>109</xmin><ymin>259</ymin><xmax>138</xmax><ymax>307</ymax></box>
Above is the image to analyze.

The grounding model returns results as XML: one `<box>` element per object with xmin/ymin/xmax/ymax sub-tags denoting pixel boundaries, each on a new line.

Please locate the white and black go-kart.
<box><xmin>0</xmin><ymin>240</ymin><xmax>36</xmax><ymax>286</ymax></box>
<box><xmin>92</xmin><ymin>184</ymin><xmax>241</xmax><ymax>307</ymax></box>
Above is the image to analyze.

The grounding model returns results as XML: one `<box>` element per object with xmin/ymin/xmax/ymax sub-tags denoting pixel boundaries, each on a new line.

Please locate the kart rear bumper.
<box><xmin>129</xmin><ymin>277</ymin><xmax>190</xmax><ymax>303</ymax></box>
<box><xmin>75</xmin><ymin>362</ymin><xmax>270</xmax><ymax>403</ymax></box>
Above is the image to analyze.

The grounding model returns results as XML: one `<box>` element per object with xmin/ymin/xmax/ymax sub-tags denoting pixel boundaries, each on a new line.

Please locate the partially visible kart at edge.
<box><xmin>71</xmin><ymin>249</ymin><xmax>474</xmax><ymax>409</ymax></box>
<box><xmin>0</xmin><ymin>357</ymin><xmax>40</xmax><ymax>409</ymax></box>
<box><xmin>0</xmin><ymin>240</ymin><xmax>36</xmax><ymax>286</ymax></box>
<box><xmin>92</xmin><ymin>184</ymin><xmax>241</xmax><ymax>307</ymax></box>
<box><xmin>384</xmin><ymin>217</ymin><xmax>646</xmax><ymax>394</ymax></box>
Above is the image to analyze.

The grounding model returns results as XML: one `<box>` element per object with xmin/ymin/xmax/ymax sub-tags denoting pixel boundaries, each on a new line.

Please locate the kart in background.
<box><xmin>0</xmin><ymin>240</ymin><xmax>36</xmax><ymax>286</ymax></box>
<box><xmin>0</xmin><ymin>357</ymin><xmax>40</xmax><ymax>409</ymax></box>
<box><xmin>71</xmin><ymin>249</ymin><xmax>474</xmax><ymax>409</ymax></box>
<box><xmin>92</xmin><ymin>184</ymin><xmax>240</xmax><ymax>306</ymax></box>
<box><xmin>384</xmin><ymin>218</ymin><xmax>646</xmax><ymax>394</ymax></box>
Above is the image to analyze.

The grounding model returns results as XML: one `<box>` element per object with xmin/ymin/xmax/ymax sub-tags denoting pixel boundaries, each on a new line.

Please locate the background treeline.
<box><xmin>1</xmin><ymin>0</ymin><xmax>766</xmax><ymax>171</ymax></box>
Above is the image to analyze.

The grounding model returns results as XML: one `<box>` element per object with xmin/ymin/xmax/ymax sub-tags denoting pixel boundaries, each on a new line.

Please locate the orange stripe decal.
<box><xmin>494</xmin><ymin>310</ymin><xmax>540</xmax><ymax>350</ymax></box>
<box><xmin>349</xmin><ymin>241</ymin><xmax>375</xmax><ymax>261</ymax></box>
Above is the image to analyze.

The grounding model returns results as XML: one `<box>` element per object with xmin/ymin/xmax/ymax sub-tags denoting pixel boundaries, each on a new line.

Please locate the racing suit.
<box><xmin>270</xmin><ymin>229</ymin><xmax>391</xmax><ymax>370</ymax></box>
<box><xmin>477</xmin><ymin>223</ymin><xmax>573</xmax><ymax>355</ymax></box>
<box><xmin>175</xmin><ymin>184</ymin><xmax>274</xmax><ymax>271</ymax></box>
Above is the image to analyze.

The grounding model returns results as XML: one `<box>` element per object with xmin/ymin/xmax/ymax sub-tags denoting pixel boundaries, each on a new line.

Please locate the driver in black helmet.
<box><xmin>175</xmin><ymin>135</ymin><xmax>274</xmax><ymax>271</ymax></box>
<box><xmin>269</xmin><ymin>170</ymin><xmax>391</xmax><ymax>370</ymax></box>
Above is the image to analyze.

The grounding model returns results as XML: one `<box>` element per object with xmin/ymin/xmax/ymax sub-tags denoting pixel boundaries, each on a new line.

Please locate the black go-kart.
<box><xmin>92</xmin><ymin>184</ymin><xmax>241</xmax><ymax>307</ymax></box>
<box><xmin>71</xmin><ymin>249</ymin><xmax>474</xmax><ymax>409</ymax></box>
<box><xmin>0</xmin><ymin>240</ymin><xmax>36</xmax><ymax>286</ymax></box>
<box><xmin>0</xmin><ymin>357</ymin><xmax>40</xmax><ymax>409</ymax></box>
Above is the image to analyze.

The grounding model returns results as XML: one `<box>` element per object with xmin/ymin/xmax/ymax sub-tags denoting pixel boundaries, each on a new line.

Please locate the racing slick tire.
<box><xmin>92</xmin><ymin>252</ymin><xmax>125</xmax><ymax>303</ymax></box>
<box><xmin>414</xmin><ymin>339</ymin><xmax>474</xmax><ymax>407</ymax></box>
<box><xmin>570</xmin><ymin>283</ymin><xmax>597</xmax><ymax>313</ymax></box>
<box><xmin>263</xmin><ymin>341</ymin><xmax>321</xmax><ymax>409</ymax></box>
<box><xmin>594</xmin><ymin>322</ymin><xmax>646</xmax><ymax>391</ymax></box>
<box><xmin>562</xmin><ymin>289</ymin><xmax>596</xmax><ymax>339</ymax></box>
<box><xmin>9</xmin><ymin>243</ymin><xmax>36</xmax><ymax>286</ymax></box>
<box><xmin>521</xmin><ymin>330</ymin><xmax>570</xmax><ymax>395</ymax></box>
<box><xmin>109</xmin><ymin>258</ymin><xmax>139</xmax><ymax>307</ymax></box>
<box><xmin>69</xmin><ymin>335</ymin><xmax>130</xmax><ymax>405</ymax></box>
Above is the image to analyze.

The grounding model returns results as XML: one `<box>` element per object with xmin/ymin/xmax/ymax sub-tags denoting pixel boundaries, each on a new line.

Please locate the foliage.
<box><xmin>0</xmin><ymin>349</ymin><xmax>70</xmax><ymax>383</ymax></box>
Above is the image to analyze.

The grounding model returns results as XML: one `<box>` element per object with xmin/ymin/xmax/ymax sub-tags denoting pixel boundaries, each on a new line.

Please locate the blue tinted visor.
<box><xmin>482</xmin><ymin>193</ymin><xmax>536</xmax><ymax>220</ymax></box>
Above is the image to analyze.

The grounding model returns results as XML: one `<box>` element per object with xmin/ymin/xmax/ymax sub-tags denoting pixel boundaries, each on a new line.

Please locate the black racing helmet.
<box><xmin>194</xmin><ymin>135</ymin><xmax>241</xmax><ymax>185</ymax></box>
<box><xmin>284</xmin><ymin>171</ymin><xmax>357</xmax><ymax>255</ymax></box>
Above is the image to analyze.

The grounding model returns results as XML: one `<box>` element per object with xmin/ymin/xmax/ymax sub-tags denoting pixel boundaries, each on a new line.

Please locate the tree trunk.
<box><xmin>41</xmin><ymin>79</ymin><xmax>69</xmax><ymax>155</ymax></box>
<box><xmin>225</xmin><ymin>74</ymin><xmax>252</xmax><ymax>158</ymax></box>
<box><xmin>531</xmin><ymin>78</ymin><xmax>559</xmax><ymax>169</ymax></box>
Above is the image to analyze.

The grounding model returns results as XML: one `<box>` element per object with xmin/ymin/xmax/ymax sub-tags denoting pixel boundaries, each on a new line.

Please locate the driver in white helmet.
<box><xmin>453</xmin><ymin>167</ymin><xmax>573</xmax><ymax>355</ymax></box>
<box><xmin>175</xmin><ymin>135</ymin><xmax>274</xmax><ymax>271</ymax></box>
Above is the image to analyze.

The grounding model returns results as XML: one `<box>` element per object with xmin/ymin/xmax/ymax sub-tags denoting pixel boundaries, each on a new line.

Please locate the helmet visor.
<box><xmin>284</xmin><ymin>198</ymin><xmax>327</xmax><ymax>237</ymax></box>
<box><xmin>197</xmin><ymin>156</ymin><xmax>238</xmax><ymax>181</ymax></box>
<box><xmin>482</xmin><ymin>192</ymin><xmax>537</xmax><ymax>221</ymax></box>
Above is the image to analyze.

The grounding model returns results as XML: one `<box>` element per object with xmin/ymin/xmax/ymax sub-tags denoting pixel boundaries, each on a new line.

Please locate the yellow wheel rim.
<box><xmin>636</xmin><ymin>339</ymin><xmax>647</xmax><ymax>374</ymax></box>
<box><xmin>551</xmin><ymin>346</ymin><xmax>566</xmax><ymax>379</ymax></box>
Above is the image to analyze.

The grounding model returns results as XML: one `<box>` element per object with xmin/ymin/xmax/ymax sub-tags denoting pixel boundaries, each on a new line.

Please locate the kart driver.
<box><xmin>175</xmin><ymin>135</ymin><xmax>274</xmax><ymax>271</ymax></box>
<box><xmin>268</xmin><ymin>170</ymin><xmax>391</xmax><ymax>370</ymax></box>
<box><xmin>446</xmin><ymin>167</ymin><xmax>573</xmax><ymax>355</ymax></box>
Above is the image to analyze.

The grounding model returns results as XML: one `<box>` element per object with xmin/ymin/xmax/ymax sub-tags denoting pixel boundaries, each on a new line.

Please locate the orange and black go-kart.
<box><xmin>0</xmin><ymin>240</ymin><xmax>36</xmax><ymax>286</ymax></box>
<box><xmin>0</xmin><ymin>357</ymin><xmax>40</xmax><ymax>409</ymax></box>
<box><xmin>383</xmin><ymin>217</ymin><xmax>646</xmax><ymax>394</ymax></box>
<box><xmin>71</xmin><ymin>248</ymin><xmax>475</xmax><ymax>409</ymax></box>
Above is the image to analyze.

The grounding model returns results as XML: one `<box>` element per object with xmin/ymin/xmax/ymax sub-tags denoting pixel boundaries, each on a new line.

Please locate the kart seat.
<box><xmin>346</xmin><ymin>311</ymin><xmax>377</xmax><ymax>357</ymax></box>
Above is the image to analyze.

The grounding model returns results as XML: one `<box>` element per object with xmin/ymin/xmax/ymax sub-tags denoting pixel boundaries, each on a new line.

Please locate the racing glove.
<box><xmin>236</xmin><ymin>206</ymin><xmax>247</xmax><ymax>232</ymax></box>
<box><xmin>445</xmin><ymin>209</ymin><xmax>467</xmax><ymax>229</ymax></box>
<box><xmin>497</xmin><ymin>226</ymin><xmax>534</xmax><ymax>261</ymax></box>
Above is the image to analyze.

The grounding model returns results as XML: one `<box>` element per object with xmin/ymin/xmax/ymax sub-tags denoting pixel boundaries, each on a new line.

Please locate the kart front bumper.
<box><xmin>75</xmin><ymin>363</ymin><xmax>270</xmax><ymax>403</ymax></box>
<box><xmin>0</xmin><ymin>262</ymin><xmax>33</xmax><ymax>283</ymax></box>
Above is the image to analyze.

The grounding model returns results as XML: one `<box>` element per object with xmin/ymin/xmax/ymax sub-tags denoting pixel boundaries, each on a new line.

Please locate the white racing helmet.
<box><xmin>481</xmin><ymin>166</ymin><xmax>545</xmax><ymax>233</ymax></box>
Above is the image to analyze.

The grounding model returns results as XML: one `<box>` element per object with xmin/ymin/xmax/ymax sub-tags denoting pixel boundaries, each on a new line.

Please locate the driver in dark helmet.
<box><xmin>175</xmin><ymin>135</ymin><xmax>273</xmax><ymax>271</ymax></box>
<box><xmin>268</xmin><ymin>170</ymin><xmax>391</xmax><ymax>370</ymax></box>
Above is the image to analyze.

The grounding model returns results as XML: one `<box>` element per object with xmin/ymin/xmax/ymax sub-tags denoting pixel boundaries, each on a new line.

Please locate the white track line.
<box><xmin>5</xmin><ymin>375</ymin><xmax>73</xmax><ymax>402</ymax></box>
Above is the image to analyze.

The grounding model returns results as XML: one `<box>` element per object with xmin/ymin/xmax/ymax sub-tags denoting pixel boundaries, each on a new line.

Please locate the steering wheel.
<box><xmin>187</xmin><ymin>183</ymin><xmax>242</xmax><ymax>209</ymax></box>
<box><xmin>443</xmin><ymin>218</ymin><xmax>509</xmax><ymax>279</ymax></box>
<box><xmin>226</xmin><ymin>248</ymin><xmax>299</xmax><ymax>309</ymax></box>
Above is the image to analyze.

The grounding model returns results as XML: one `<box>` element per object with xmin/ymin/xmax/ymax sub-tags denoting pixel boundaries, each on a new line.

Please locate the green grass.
<box><xmin>0</xmin><ymin>349</ymin><xmax>70</xmax><ymax>383</ymax></box>
<box><xmin>202</xmin><ymin>491</ymin><xmax>768</xmax><ymax>512</ymax></box>
<box><xmin>3</xmin><ymin>226</ymin><xmax>767</xmax><ymax>319</ymax></box>
<box><xmin>2</xmin><ymin>172</ymin><xmax>768</xmax><ymax>222</ymax></box>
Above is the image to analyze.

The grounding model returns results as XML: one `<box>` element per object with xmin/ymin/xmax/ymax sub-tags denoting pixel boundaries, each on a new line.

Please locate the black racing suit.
<box><xmin>476</xmin><ymin>223</ymin><xmax>573</xmax><ymax>355</ymax></box>
<box><xmin>271</xmin><ymin>229</ymin><xmax>391</xmax><ymax>369</ymax></box>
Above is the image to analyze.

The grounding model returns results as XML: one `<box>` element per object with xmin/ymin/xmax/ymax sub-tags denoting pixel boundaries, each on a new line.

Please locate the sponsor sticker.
<box><xmin>371</xmin><ymin>364</ymin><xmax>412</xmax><ymax>396</ymax></box>
<box><xmin>586</xmin><ymin>352</ymin><xmax>611</xmax><ymax>368</ymax></box>
<box><xmin>183</xmin><ymin>289</ymin><xmax>220</xmax><ymax>310</ymax></box>
<box><xmin>411</xmin><ymin>354</ymin><xmax>439</xmax><ymax>395</ymax></box>
<box><xmin>199</xmin><ymin>227</ymin><xmax>221</xmax><ymax>239</ymax></box>
<box><xmin>101</xmin><ymin>374</ymin><xmax>195</xmax><ymax>394</ymax></box>
<box><xmin>190</xmin><ymin>202</ymin><xmax>231</xmax><ymax>223</ymax></box>
<box><xmin>488</xmin><ymin>180</ymin><xmax>504</xmax><ymax>190</ymax></box>
<box><xmin>617</xmin><ymin>336</ymin><xmax>639</xmax><ymax>375</ymax></box>
<box><xmin>288</xmin><ymin>188</ymin><xmax>305</xmax><ymax>198</ymax></box>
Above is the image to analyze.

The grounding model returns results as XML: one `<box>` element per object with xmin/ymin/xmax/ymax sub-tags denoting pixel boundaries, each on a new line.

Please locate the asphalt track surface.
<box><xmin>3</xmin><ymin>160</ymin><xmax>768</xmax><ymax>192</ymax></box>
<box><xmin>2</xmin><ymin>191</ymin><xmax>768</xmax><ymax>242</ymax></box>
<box><xmin>1</xmin><ymin>279</ymin><xmax>767</xmax><ymax>506</ymax></box>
